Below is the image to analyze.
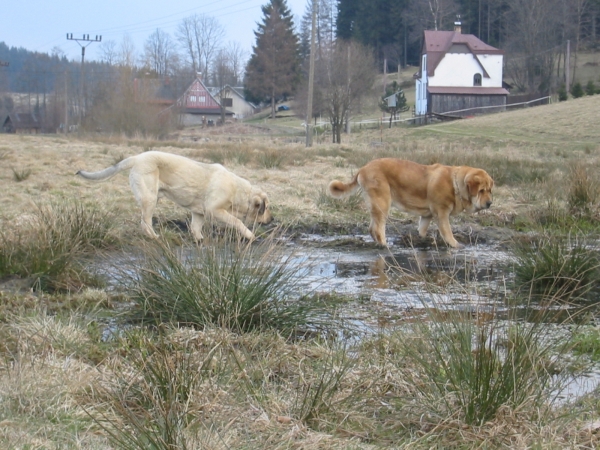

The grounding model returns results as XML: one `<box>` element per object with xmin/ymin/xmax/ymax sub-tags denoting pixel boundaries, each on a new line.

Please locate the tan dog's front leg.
<box><xmin>436</xmin><ymin>211</ymin><xmax>462</xmax><ymax>248</ymax></box>
<box><xmin>211</xmin><ymin>209</ymin><xmax>256</xmax><ymax>241</ymax></box>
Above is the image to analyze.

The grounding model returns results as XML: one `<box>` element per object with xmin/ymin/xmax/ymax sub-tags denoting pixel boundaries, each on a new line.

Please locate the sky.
<box><xmin>3</xmin><ymin>0</ymin><xmax>309</xmax><ymax>62</ymax></box>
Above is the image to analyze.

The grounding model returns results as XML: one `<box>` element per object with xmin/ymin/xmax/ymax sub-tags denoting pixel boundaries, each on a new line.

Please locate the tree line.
<box><xmin>1</xmin><ymin>0</ymin><xmax>599</xmax><ymax>139</ymax></box>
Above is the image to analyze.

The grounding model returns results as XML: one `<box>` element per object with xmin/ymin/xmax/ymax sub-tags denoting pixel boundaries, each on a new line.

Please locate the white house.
<box><xmin>212</xmin><ymin>85</ymin><xmax>257</xmax><ymax>119</ymax></box>
<box><xmin>415</xmin><ymin>21</ymin><xmax>509</xmax><ymax>117</ymax></box>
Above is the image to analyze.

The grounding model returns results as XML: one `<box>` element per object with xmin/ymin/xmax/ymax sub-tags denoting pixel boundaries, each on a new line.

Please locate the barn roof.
<box><xmin>4</xmin><ymin>112</ymin><xmax>40</xmax><ymax>129</ymax></box>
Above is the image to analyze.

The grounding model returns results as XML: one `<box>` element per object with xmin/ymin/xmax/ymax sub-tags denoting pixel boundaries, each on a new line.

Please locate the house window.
<box><xmin>222</xmin><ymin>98</ymin><xmax>233</xmax><ymax>107</ymax></box>
<box><xmin>473</xmin><ymin>73</ymin><xmax>482</xmax><ymax>86</ymax></box>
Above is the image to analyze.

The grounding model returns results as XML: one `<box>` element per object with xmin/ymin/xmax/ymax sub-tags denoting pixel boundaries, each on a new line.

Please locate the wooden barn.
<box><xmin>414</xmin><ymin>19</ymin><xmax>509</xmax><ymax>118</ymax></box>
<box><xmin>3</xmin><ymin>113</ymin><xmax>41</xmax><ymax>134</ymax></box>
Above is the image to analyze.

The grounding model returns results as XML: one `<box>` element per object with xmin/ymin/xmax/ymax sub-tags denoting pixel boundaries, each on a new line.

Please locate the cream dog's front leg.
<box><xmin>211</xmin><ymin>209</ymin><xmax>255</xmax><ymax>241</ymax></box>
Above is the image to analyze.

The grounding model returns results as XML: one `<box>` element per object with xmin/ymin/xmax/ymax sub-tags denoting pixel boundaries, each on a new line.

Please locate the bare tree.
<box><xmin>504</xmin><ymin>0</ymin><xmax>565</xmax><ymax>94</ymax></box>
<box><xmin>177</xmin><ymin>16</ymin><xmax>199</xmax><ymax>72</ymax></box>
<box><xmin>143</xmin><ymin>29</ymin><xmax>179</xmax><ymax>76</ymax></box>
<box><xmin>117</xmin><ymin>34</ymin><xmax>137</xmax><ymax>67</ymax></box>
<box><xmin>569</xmin><ymin>0</ymin><xmax>592</xmax><ymax>86</ymax></box>
<box><xmin>99</xmin><ymin>40</ymin><xmax>118</xmax><ymax>65</ymax></box>
<box><xmin>224</xmin><ymin>41</ymin><xmax>247</xmax><ymax>85</ymax></box>
<box><xmin>406</xmin><ymin>0</ymin><xmax>459</xmax><ymax>32</ymax></box>
<box><xmin>315</xmin><ymin>41</ymin><xmax>375</xmax><ymax>143</ymax></box>
<box><xmin>176</xmin><ymin>14</ymin><xmax>225</xmax><ymax>79</ymax></box>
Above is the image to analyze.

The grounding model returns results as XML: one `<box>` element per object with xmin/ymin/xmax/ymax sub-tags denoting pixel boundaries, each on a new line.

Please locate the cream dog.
<box><xmin>77</xmin><ymin>151</ymin><xmax>273</xmax><ymax>241</ymax></box>
<box><xmin>328</xmin><ymin>158</ymin><xmax>493</xmax><ymax>248</ymax></box>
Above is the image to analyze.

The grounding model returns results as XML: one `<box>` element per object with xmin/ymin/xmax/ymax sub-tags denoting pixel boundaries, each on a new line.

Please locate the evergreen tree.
<box><xmin>571</xmin><ymin>82</ymin><xmax>584</xmax><ymax>98</ymax></box>
<box><xmin>244</xmin><ymin>0</ymin><xmax>301</xmax><ymax>118</ymax></box>
<box><xmin>379</xmin><ymin>81</ymin><xmax>408</xmax><ymax>127</ymax></box>
<box><xmin>585</xmin><ymin>80</ymin><xmax>597</xmax><ymax>96</ymax></box>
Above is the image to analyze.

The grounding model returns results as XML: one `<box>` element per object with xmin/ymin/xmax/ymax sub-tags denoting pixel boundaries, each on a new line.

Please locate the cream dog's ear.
<box><xmin>251</xmin><ymin>195</ymin><xmax>265</xmax><ymax>214</ymax></box>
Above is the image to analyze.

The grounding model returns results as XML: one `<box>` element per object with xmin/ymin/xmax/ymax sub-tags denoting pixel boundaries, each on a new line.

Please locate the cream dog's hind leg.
<box><xmin>129</xmin><ymin>170</ymin><xmax>160</xmax><ymax>238</ymax></box>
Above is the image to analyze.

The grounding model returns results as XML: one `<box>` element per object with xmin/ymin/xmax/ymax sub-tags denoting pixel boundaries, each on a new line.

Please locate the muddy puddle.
<box><xmin>291</xmin><ymin>233</ymin><xmax>512</xmax><ymax>313</ymax></box>
<box><xmin>90</xmin><ymin>232</ymin><xmax>600</xmax><ymax>402</ymax></box>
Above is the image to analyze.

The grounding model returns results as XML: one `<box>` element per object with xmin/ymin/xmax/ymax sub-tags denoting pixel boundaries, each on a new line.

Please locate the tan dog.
<box><xmin>77</xmin><ymin>151</ymin><xmax>273</xmax><ymax>241</ymax></box>
<box><xmin>328</xmin><ymin>158</ymin><xmax>493</xmax><ymax>248</ymax></box>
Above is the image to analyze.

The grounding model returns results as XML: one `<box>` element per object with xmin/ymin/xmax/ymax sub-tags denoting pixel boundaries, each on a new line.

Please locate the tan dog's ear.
<box><xmin>466</xmin><ymin>175</ymin><xmax>480</xmax><ymax>197</ymax></box>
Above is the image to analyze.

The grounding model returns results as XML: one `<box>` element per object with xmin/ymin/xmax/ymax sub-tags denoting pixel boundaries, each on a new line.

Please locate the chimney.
<box><xmin>454</xmin><ymin>14</ymin><xmax>462</xmax><ymax>34</ymax></box>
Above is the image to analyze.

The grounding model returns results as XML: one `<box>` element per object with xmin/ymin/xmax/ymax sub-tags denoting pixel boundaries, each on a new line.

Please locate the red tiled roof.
<box><xmin>422</xmin><ymin>30</ymin><xmax>503</xmax><ymax>77</ymax></box>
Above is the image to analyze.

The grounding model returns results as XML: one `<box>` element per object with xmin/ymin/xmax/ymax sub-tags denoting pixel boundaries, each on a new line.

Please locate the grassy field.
<box><xmin>2</xmin><ymin>94</ymin><xmax>600</xmax><ymax>448</ymax></box>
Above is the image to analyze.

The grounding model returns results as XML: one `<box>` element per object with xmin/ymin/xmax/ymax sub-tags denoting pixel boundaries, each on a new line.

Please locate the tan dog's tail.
<box><xmin>76</xmin><ymin>156</ymin><xmax>136</xmax><ymax>181</ymax></box>
<box><xmin>328</xmin><ymin>173</ymin><xmax>360</xmax><ymax>198</ymax></box>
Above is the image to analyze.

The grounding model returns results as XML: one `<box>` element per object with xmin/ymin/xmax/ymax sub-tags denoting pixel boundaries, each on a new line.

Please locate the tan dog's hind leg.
<box><xmin>366</xmin><ymin>192</ymin><xmax>390</xmax><ymax>246</ymax></box>
<box><xmin>436</xmin><ymin>210</ymin><xmax>461</xmax><ymax>248</ymax></box>
<box><xmin>211</xmin><ymin>209</ymin><xmax>256</xmax><ymax>241</ymax></box>
<box><xmin>418</xmin><ymin>216</ymin><xmax>431</xmax><ymax>238</ymax></box>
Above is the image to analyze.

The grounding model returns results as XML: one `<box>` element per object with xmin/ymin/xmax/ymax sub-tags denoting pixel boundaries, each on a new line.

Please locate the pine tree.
<box><xmin>244</xmin><ymin>0</ymin><xmax>301</xmax><ymax>118</ymax></box>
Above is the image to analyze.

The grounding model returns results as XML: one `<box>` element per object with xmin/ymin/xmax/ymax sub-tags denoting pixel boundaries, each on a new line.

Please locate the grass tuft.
<box><xmin>512</xmin><ymin>234</ymin><xmax>600</xmax><ymax>300</ymax></box>
<box><xmin>12</xmin><ymin>167</ymin><xmax>31</xmax><ymax>182</ymax></box>
<box><xmin>0</xmin><ymin>199</ymin><xmax>118</xmax><ymax>291</ymax></box>
<box><xmin>567</xmin><ymin>161</ymin><xmax>600</xmax><ymax>216</ymax></box>
<box><xmin>120</xmin><ymin>232</ymin><xmax>323</xmax><ymax>334</ymax></box>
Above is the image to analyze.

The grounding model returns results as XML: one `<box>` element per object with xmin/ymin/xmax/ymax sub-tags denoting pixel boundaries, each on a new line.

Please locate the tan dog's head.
<box><xmin>465</xmin><ymin>169</ymin><xmax>494</xmax><ymax>212</ymax></box>
<box><xmin>248</xmin><ymin>190</ymin><xmax>273</xmax><ymax>225</ymax></box>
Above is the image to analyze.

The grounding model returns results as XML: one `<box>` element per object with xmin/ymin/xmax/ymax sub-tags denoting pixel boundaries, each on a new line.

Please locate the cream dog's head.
<box><xmin>247</xmin><ymin>190</ymin><xmax>273</xmax><ymax>225</ymax></box>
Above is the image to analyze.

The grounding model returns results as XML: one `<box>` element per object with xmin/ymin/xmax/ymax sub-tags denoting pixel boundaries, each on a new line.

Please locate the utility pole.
<box><xmin>566</xmin><ymin>40</ymin><xmax>571</xmax><ymax>90</ymax></box>
<box><xmin>305</xmin><ymin>0</ymin><xmax>317</xmax><ymax>147</ymax></box>
<box><xmin>0</xmin><ymin>61</ymin><xmax>8</xmax><ymax>95</ymax></box>
<box><xmin>67</xmin><ymin>33</ymin><xmax>101</xmax><ymax>123</ymax></box>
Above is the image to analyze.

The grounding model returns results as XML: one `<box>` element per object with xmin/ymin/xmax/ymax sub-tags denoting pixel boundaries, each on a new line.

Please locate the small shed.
<box><xmin>3</xmin><ymin>113</ymin><xmax>41</xmax><ymax>134</ymax></box>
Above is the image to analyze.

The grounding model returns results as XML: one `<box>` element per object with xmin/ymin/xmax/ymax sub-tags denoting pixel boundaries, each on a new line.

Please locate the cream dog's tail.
<box><xmin>328</xmin><ymin>173</ymin><xmax>360</xmax><ymax>198</ymax></box>
<box><xmin>76</xmin><ymin>156</ymin><xmax>136</xmax><ymax>181</ymax></box>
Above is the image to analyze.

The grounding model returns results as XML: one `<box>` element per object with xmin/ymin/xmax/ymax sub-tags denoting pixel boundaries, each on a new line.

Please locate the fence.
<box><xmin>307</xmin><ymin>95</ymin><xmax>553</xmax><ymax>137</ymax></box>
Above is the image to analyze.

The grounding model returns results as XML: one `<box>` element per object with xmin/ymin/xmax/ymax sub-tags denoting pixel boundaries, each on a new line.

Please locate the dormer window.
<box><xmin>473</xmin><ymin>73</ymin><xmax>482</xmax><ymax>86</ymax></box>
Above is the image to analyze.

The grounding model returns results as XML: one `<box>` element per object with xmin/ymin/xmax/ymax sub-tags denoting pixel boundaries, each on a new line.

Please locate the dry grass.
<box><xmin>3</xmin><ymin>96</ymin><xmax>600</xmax><ymax>448</ymax></box>
<box><xmin>3</xmin><ymin>95</ymin><xmax>600</xmax><ymax>239</ymax></box>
